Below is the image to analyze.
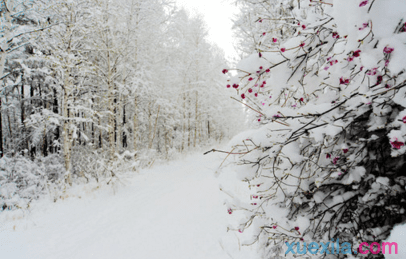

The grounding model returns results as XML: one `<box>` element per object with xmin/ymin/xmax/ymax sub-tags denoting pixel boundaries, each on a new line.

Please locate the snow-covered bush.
<box><xmin>0</xmin><ymin>149</ymin><xmax>139</xmax><ymax>213</ymax></box>
<box><xmin>221</xmin><ymin>0</ymin><xmax>406</xmax><ymax>257</ymax></box>
<box><xmin>0</xmin><ymin>154</ymin><xmax>66</xmax><ymax>211</ymax></box>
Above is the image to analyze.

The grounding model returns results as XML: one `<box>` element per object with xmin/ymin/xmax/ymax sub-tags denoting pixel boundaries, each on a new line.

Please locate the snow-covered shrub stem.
<box><xmin>222</xmin><ymin>0</ymin><xmax>406</xmax><ymax>257</ymax></box>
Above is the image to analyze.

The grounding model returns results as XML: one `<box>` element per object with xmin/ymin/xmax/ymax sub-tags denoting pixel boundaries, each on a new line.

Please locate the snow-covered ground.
<box><xmin>0</xmin><ymin>151</ymin><xmax>259</xmax><ymax>259</ymax></box>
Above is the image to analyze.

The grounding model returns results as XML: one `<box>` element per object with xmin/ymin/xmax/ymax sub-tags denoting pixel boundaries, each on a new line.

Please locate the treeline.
<box><xmin>0</xmin><ymin>0</ymin><xmax>243</xmax><ymax>208</ymax></box>
<box><xmin>1</xmin><ymin>0</ymin><xmax>242</xmax><ymax>165</ymax></box>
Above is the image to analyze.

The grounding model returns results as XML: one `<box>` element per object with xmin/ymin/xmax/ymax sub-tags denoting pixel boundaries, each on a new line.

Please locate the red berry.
<box><xmin>353</xmin><ymin>50</ymin><xmax>361</xmax><ymax>57</ymax></box>
<box><xmin>391</xmin><ymin>139</ymin><xmax>405</xmax><ymax>149</ymax></box>
<box><xmin>359</xmin><ymin>0</ymin><xmax>368</xmax><ymax>7</ymax></box>
<box><xmin>339</xmin><ymin>77</ymin><xmax>349</xmax><ymax>85</ymax></box>
<box><xmin>333</xmin><ymin>157</ymin><xmax>339</xmax><ymax>164</ymax></box>
<box><xmin>377</xmin><ymin>75</ymin><xmax>383</xmax><ymax>84</ymax></box>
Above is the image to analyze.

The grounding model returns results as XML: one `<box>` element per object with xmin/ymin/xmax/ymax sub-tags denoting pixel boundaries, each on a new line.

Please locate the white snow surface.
<box><xmin>0</xmin><ymin>152</ymin><xmax>259</xmax><ymax>259</ymax></box>
<box><xmin>384</xmin><ymin>224</ymin><xmax>406</xmax><ymax>258</ymax></box>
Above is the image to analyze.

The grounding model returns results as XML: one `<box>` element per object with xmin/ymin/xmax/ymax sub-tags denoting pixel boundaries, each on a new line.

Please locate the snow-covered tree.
<box><xmin>1</xmin><ymin>0</ymin><xmax>244</xmax><ymax>210</ymax></box>
<box><xmin>222</xmin><ymin>0</ymin><xmax>406</xmax><ymax>257</ymax></box>
<box><xmin>0</xmin><ymin>0</ymin><xmax>53</xmax><ymax>158</ymax></box>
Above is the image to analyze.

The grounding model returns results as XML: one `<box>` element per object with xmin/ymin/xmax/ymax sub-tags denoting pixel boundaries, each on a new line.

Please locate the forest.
<box><xmin>0</xmin><ymin>0</ymin><xmax>243</xmax><ymax>210</ymax></box>
<box><xmin>2</xmin><ymin>0</ymin><xmax>406</xmax><ymax>258</ymax></box>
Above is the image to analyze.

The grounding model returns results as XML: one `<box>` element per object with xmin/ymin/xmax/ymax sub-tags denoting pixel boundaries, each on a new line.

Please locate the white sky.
<box><xmin>175</xmin><ymin>0</ymin><xmax>239</xmax><ymax>63</ymax></box>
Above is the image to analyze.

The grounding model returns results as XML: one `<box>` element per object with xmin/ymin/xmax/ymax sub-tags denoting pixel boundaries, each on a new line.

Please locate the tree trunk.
<box><xmin>90</xmin><ymin>98</ymin><xmax>94</xmax><ymax>147</ymax></box>
<box><xmin>116</xmin><ymin>92</ymin><xmax>122</xmax><ymax>151</ymax></box>
<box><xmin>149</xmin><ymin>105</ymin><xmax>160</xmax><ymax>149</ymax></box>
<box><xmin>122</xmin><ymin>103</ymin><xmax>127</xmax><ymax>148</ymax></box>
<box><xmin>62</xmin><ymin>18</ymin><xmax>74</xmax><ymax>184</ymax></box>
<box><xmin>107</xmin><ymin>51</ymin><xmax>115</xmax><ymax>159</ymax></box>
<box><xmin>148</xmin><ymin>102</ymin><xmax>152</xmax><ymax>148</ymax></box>
<box><xmin>182</xmin><ymin>93</ymin><xmax>186</xmax><ymax>151</ymax></box>
<box><xmin>114</xmin><ymin>92</ymin><xmax>117</xmax><ymax>146</ymax></box>
<box><xmin>187</xmin><ymin>106</ymin><xmax>190</xmax><ymax>148</ymax></box>
<box><xmin>43</xmin><ymin>123</ymin><xmax>48</xmax><ymax>156</ymax></box>
<box><xmin>99</xmin><ymin>115</ymin><xmax>102</xmax><ymax>148</ymax></box>
<box><xmin>20</xmin><ymin>78</ymin><xmax>28</xmax><ymax>154</ymax></box>
<box><xmin>133</xmin><ymin>95</ymin><xmax>137</xmax><ymax>152</ymax></box>
<box><xmin>30</xmin><ymin>81</ymin><xmax>36</xmax><ymax>158</ymax></box>
<box><xmin>208</xmin><ymin>120</ymin><xmax>210</xmax><ymax>139</ymax></box>
<box><xmin>108</xmin><ymin>84</ymin><xmax>115</xmax><ymax>158</ymax></box>
<box><xmin>194</xmin><ymin>91</ymin><xmax>198</xmax><ymax>147</ymax></box>
<box><xmin>51</xmin><ymin>87</ymin><xmax>59</xmax><ymax>153</ymax></box>
<box><xmin>63</xmin><ymin>72</ymin><xmax>73</xmax><ymax>185</ymax></box>
<box><xmin>7</xmin><ymin>107</ymin><xmax>12</xmax><ymax>153</ymax></box>
<box><xmin>77</xmin><ymin>112</ymin><xmax>82</xmax><ymax>146</ymax></box>
<box><xmin>0</xmin><ymin>5</ymin><xmax>12</xmax><ymax>158</ymax></box>
<box><xmin>82</xmin><ymin>112</ymin><xmax>86</xmax><ymax>146</ymax></box>
<box><xmin>91</xmin><ymin>120</ymin><xmax>95</xmax><ymax>147</ymax></box>
<box><xmin>0</xmin><ymin>98</ymin><xmax>2</xmax><ymax>158</ymax></box>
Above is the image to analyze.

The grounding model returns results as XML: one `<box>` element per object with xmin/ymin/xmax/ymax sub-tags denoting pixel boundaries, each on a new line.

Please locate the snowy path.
<box><xmin>0</xmin><ymin>152</ymin><xmax>257</xmax><ymax>259</ymax></box>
